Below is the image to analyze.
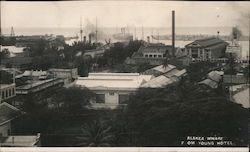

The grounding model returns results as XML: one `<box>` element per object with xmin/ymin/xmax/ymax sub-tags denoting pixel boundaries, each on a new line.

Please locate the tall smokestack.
<box><xmin>89</xmin><ymin>34</ymin><xmax>92</xmax><ymax>44</ymax></box>
<box><xmin>172</xmin><ymin>10</ymin><xmax>175</xmax><ymax>57</ymax></box>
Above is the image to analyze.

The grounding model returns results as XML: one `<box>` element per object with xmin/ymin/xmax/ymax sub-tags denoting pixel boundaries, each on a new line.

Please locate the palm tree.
<box><xmin>162</xmin><ymin>57</ymin><xmax>169</xmax><ymax>68</ymax></box>
<box><xmin>77</xmin><ymin>119</ymin><xmax>114</xmax><ymax>147</ymax></box>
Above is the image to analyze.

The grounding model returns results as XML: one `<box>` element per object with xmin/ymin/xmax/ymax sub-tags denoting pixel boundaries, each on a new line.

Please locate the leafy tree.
<box><xmin>186</xmin><ymin>61</ymin><xmax>217</xmax><ymax>82</ymax></box>
<box><xmin>0</xmin><ymin>48</ymin><xmax>10</xmax><ymax>59</ymax></box>
<box><xmin>0</xmin><ymin>70</ymin><xmax>13</xmax><ymax>84</ymax></box>
<box><xmin>116</xmin><ymin>82</ymin><xmax>248</xmax><ymax>146</ymax></box>
<box><xmin>52</xmin><ymin>87</ymin><xmax>95</xmax><ymax>113</ymax></box>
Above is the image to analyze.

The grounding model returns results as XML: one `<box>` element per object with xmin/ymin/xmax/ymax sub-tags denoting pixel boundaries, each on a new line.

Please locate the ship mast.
<box><xmin>95</xmin><ymin>17</ymin><xmax>98</xmax><ymax>43</ymax></box>
<box><xmin>80</xmin><ymin>16</ymin><xmax>83</xmax><ymax>43</ymax></box>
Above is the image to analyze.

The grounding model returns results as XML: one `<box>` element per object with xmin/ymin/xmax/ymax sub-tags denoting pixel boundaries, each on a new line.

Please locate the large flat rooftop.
<box><xmin>75</xmin><ymin>73</ymin><xmax>153</xmax><ymax>90</ymax></box>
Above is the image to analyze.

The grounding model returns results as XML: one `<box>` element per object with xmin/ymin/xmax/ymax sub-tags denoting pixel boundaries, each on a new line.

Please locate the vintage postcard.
<box><xmin>0</xmin><ymin>0</ymin><xmax>249</xmax><ymax>151</ymax></box>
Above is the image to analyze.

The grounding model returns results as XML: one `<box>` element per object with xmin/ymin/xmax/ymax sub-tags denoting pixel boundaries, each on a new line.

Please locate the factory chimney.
<box><xmin>172</xmin><ymin>10</ymin><xmax>175</xmax><ymax>57</ymax></box>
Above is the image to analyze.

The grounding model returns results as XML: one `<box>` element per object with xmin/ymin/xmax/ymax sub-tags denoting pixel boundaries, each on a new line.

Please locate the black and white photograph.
<box><xmin>0</xmin><ymin>0</ymin><xmax>249</xmax><ymax>151</ymax></box>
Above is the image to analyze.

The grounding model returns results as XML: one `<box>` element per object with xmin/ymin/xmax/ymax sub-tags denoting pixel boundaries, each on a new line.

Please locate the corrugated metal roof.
<box><xmin>140</xmin><ymin>75</ymin><xmax>174</xmax><ymax>88</ymax></box>
<box><xmin>0</xmin><ymin>102</ymin><xmax>22</xmax><ymax>125</ymax></box>
<box><xmin>198</xmin><ymin>79</ymin><xmax>218</xmax><ymax>89</ymax></box>
<box><xmin>233</xmin><ymin>87</ymin><xmax>249</xmax><ymax>108</ymax></box>
<box><xmin>207</xmin><ymin>71</ymin><xmax>222</xmax><ymax>82</ymax></box>
<box><xmin>153</xmin><ymin>64</ymin><xmax>176</xmax><ymax>73</ymax></box>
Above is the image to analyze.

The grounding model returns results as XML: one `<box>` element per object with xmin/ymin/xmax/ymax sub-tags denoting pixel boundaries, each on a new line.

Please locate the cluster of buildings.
<box><xmin>0</xmin><ymin>102</ymin><xmax>41</xmax><ymax>147</ymax></box>
<box><xmin>125</xmin><ymin>37</ymin><xmax>231</xmax><ymax>67</ymax></box>
<box><xmin>0</xmin><ymin>67</ymin><xmax>78</xmax><ymax>106</ymax></box>
<box><xmin>74</xmin><ymin>63</ymin><xmax>187</xmax><ymax>109</ymax></box>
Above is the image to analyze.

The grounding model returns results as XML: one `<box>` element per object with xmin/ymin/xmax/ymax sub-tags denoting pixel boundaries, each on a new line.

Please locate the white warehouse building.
<box><xmin>74</xmin><ymin>73</ymin><xmax>153</xmax><ymax>109</ymax></box>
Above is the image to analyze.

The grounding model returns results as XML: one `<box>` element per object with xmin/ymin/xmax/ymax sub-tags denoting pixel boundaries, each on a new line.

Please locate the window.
<box><xmin>158</xmin><ymin>55</ymin><xmax>162</xmax><ymax>58</ymax></box>
<box><xmin>96</xmin><ymin>94</ymin><xmax>105</xmax><ymax>103</ymax></box>
<box><xmin>119</xmin><ymin>94</ymin><xmax>129</xmax><ymax>104</ymax></box>
<box><xmin>1</xmin><ymin>91</ymin><xmax>4</xmax><ymax>99</ymax></box>
<box><xmin>149</xmin><ymin>55</ymin><xmax>153</xmax><ymax>58</ymax></box>
<box><xmin>12</xmin><ymin>88</ymin><xmax>15</xmax><ymax>95</ymax></box>
<box><xmin>145</xmin><ymin>54</ymin><xmax>148</xmax><ymax>58</ymax></box>
<box><xmin>9</xmin><ymin>89</ymin><xmax>11</xmax><ymax>97</ymax></box>
<box><xmin>109</xmin><ymin>92</ymin><xmax>115</xmax><ymax>96</ymax></box>
<box><xmin>5</xmin><ymin>90</ymin><xmax>8</xmax><ymax>98</ymax></box>
<box><xmin>154</xmin><ymin>55</ymin><xmax>157</xmax><ymax>58</ymax></box>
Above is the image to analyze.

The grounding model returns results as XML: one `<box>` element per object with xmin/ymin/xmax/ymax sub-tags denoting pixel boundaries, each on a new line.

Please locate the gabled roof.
<box><xmin>207</xmin><ymin>71</ymin><xmax>223</xmax><ymax>82</ymax></box>
<box><xmin>198</xmin><ymin>79</ymin><xmax>218</xmax><ymax>89</ymax></box>
<box><xmin>140</xmin><ymin>75</ymin><xmax>174</xmax><ymax>88</ymax></box>
<box><xmin>153</xmin><ymin>64</ymin><xmax>176</xmax><ymax>73</ymax></box>
<box><xmin>0</xmin><ymin>102</ymin><xmax>23</xmax><ymax>126</ymax></box>
<box><xmin>185</xmin><ymin>37</ymin><xmax>228</xmax><ymax>48</ymax></box>
<box><xmin>232</xmin><ymin>87</ymin><xmax>249</xmax><ymax>108</ymax></box>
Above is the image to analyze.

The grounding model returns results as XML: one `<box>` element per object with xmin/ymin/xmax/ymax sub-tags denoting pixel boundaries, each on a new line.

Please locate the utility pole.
<box><xmin>141</xmin><ymin>25</ymin><xmax>144</xmax><ymax>41</ymax></box>
<box><xmin>134</xmin><ymin>26</ymin><xmax>137</xmax><ymax>40</ymax></box>
<box><xmin>172</xmin><ymin>10</ymin><xmax>175</xmax><ymax>57</ymax></box>
<box><xmin>95</xmin><ymin>17</ymin><xmax>98</xmax><ymax>43</ymax></box>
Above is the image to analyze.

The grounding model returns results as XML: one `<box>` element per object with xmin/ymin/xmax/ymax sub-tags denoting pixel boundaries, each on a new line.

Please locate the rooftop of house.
<box><xmin>207</xmin><ymin>71</ymin><xmax>223</xmax><ymax>82</ymax></box>
<box><xmin>232</xmin><ymin>87</ymin><xmax>249</xmax><ymax>108</ymax></box>
<box><xmin>153</xmin><ymin>64</ymin><xmax>176</xmax><ymax>73</ymax></box>
<box><xmin>1</xmin><ymin>134</ymin><xmax>40</xmax><ymax>147</ymax></box>
<box><xmin>140</xmin><ymin>75</ymin><xmax>175</xmax><ymax>88</ymax></box>
<box><xmin>75</xmin><ymin>73</ymin><xmax>154</xmax><ymax>91</ymax></box>
<box><xmin>198</xmin><ymin>78</ymin><xmax>218</xmax><ymax>89</ymax></box>
<box><xmin>0</xmin><ymin>102</ymin><xmax>23</xmax><ymax>126</ymax></box>
<box><xmin>185</xmin><ymin>37</ymin><xmax>229</xmax><ymax>48</ymax></box>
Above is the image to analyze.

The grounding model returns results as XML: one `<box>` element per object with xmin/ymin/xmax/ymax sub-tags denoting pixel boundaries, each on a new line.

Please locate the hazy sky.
<box><xmin>1</xmin><ymin>1</ymin><xmax>250</xmax><ymax>31</ymax></box>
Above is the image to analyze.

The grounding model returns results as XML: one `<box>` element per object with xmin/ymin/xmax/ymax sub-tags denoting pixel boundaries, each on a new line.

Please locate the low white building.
<box><xmin>74</xmin><ymin>73</ymin><xmax>153</xmax><ymax>109</ymax></box>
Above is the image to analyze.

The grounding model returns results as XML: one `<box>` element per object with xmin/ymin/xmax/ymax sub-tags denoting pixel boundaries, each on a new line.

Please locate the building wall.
<box><xmin>0</xmin><ymin>122</ymin><xmax>11</xmax><ymax>137</ymax></box>
<box><xmin>49</xmin><ymin>68</ymin><xmax>78</xmax><ymax>80</ymax></box>
<box><xmin>186</xmin><ymin>45</ymin><xmax>226</xmax><ymax>60</ymax></box>
<box><xmin>93</xmin><ymin>90</ymin><xmax>133</xmax><ymax>105</ymax></box>
<box><xmin>0</xmin><ymin>84</ymin><xmax>16</xmax><ymax>103</ymax></box>
<box><xmin>143</xmin><ymin>52</ymin><xmax>164</xmax><ymax>58</ymax></box>
<box><xmin>132</xmin><ymin>57</ymin><xmax>165</xmax><ymax>65</ymax></box>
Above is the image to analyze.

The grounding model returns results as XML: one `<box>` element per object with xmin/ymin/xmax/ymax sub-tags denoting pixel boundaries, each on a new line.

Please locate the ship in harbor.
<box><xmin>112</xmin><ymin>27</ymin><xmax>133</xmax><ymax>41</ymax></box>
<box><xmin>226</xmin><ymin>27</ymin><xmax>242</xmax><ymax>60</ymax></box>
